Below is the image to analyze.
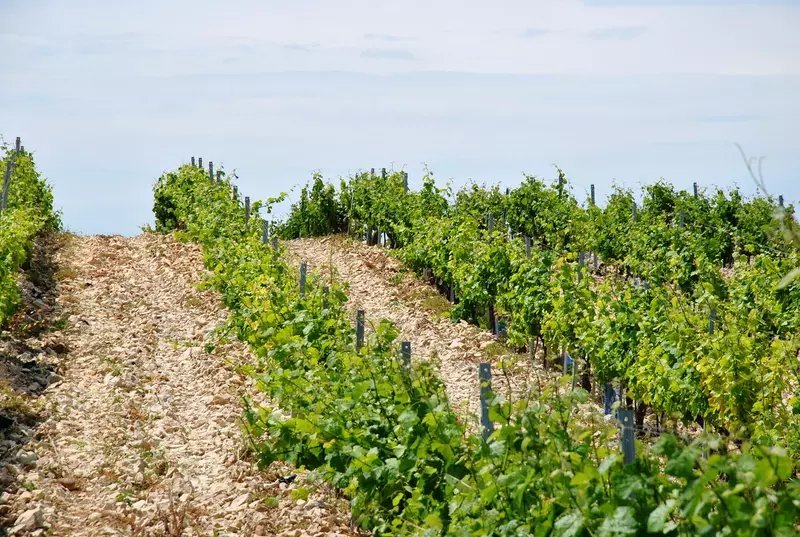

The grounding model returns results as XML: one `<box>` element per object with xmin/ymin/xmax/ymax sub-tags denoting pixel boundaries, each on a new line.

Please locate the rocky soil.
<box><xmin>1</xmin><ymin>233</ymin><xmax>352</xmax><ymax>536</ymax></box>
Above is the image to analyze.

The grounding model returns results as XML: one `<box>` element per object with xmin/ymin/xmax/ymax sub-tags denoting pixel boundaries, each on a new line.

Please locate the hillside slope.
<box><xmin>285</xmin><ymin>235</ymin><xmax>543</xmax><ymax>428</ymax></box>
<box><xmin>1</xmin><ymin>233</ymin><xmax>351</xmax><ymax>537</ymax></box>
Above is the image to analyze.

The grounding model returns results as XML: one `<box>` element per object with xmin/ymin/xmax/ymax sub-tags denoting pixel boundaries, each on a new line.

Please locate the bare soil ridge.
<box><xmin>1</xmin><ymin>233</ymin><xmax>351</xmax><ymax>537</ymax></box>
<box><xmin>284</xmin><ymin>236</ymin><xmax>540</xmax><ymax>428</ymax></box>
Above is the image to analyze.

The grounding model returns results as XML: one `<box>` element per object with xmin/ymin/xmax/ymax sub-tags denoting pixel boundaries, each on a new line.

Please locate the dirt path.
<box><xmin>2</xmin><ymin>234</ymin><xmax>352</xmax><ymax>537</ymax></box>
<box><xmin>285</xmin><ymin>236</ymin><xmax>541</xmax><ymax>428</ymax></box>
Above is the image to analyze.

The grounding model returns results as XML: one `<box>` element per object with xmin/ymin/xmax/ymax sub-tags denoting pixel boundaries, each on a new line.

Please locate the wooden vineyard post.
<box><xmin>299</xmin><ymin>263</ymin><xmax>307</xmax><ymax>298</ymax></box>
<box><xmin>245</xmin><ymin>197</ymin><xmax>250</xmax><ymax>231</ymax></box>
<box><xmin>347</xmin><ymin>184</ymin><xmax>355</xmax><ymax>237</ymax></box>
<box><xmin>503</xmin><ymin>187</ymin><xmax>509</xmax><ymax>238</ymax></box>
<box><xmin>403</xmin><ymin>171</ymin><xmax>408</xmax><ymax>194</ymax></box>
<box><xmin>618</xmin><ymin>409</ymin><xmax>635</xmax><ymax>464</ymax></box>
<box><xmin>381</xmin><ymin>167</ymin><xmax>386</xmax><ymax>179</ymax></box>
<box><xmin>209</xmin><ymin>161</ymin><xmax>214</xmax><ymax>182</ymax></box>
<box><xmin>366</xmin><ymin>204</ymin><xmax>373</xmax><ymax>242</ymax></box>
<box><xmin>198</xmin><ymin>157</ymin><xmax>203</xmax><ymax>169</ymax></box>
<box><xmin>487</xmin><ymin>213</ymin><xmax>494</xmax><ymax>237</ymax></box>
<box><xmin>590</xmin><ymin>184</ymin><xmax>595</xmax><ymax>206</ymax></box>
<box><xmin>356</xmin><ymin>310</ymin><xmax>365</xmax><ymax>351</ymax></box>
<box><xmin>233</xmin><ymin>186</ymin><xmax>238</xmax><ymax>201</ymax></box>
<box><xmin>1</xmin><ymin>151</ymin><xmax>11</xmax><ymax>212</ymax></box>
<box><xmin>478</xmin><ymin>363</ymin><xmax>494</xmax><ymax>441</ymax></box>
<box><xmin>1</xmin><ymin>137</ymin><xmax>21</xmax><ymax>211</ymax></box>
<box><xmin>632</xmin><ymin>201</ymin><xmax>638</xmax><ymax>222</ymax></box>
<box><xmin>693</xmin><ymin>182</ymin><xmax>698</xmax><ymax>199</ymax></box>
<box><xmin>1</xmin><ymin>162</ymin><xmax>10</xmax><ymax>211</ymax></box>
<box><xmin>525</xmin><ymin>235</ymin><xmax>531</xmax><ymax>259</ymax></box>
<box><xmin>680</xmin><ymin>209</ymin><xmax>685</xmax><ymax>228</ymax></box>
<box><xmin>216</xmin><ymin>170</ymin><xmax>222</xmax><ymax>183</ymax></box>
<box><xmin>271</xmin><ymin>236</ymin><xmax>278</xmax><ymax>259</ymax></box>
<box><xmin>262</xmin><ymin>219</ymin><xmax>269</xmax><ymax>244</ymax></box>
<box><xmin>191</xmin><ymin>157</ymin><xmax>196</xmax><ymax>167</ymax></box>
<box><xmin>779</xmin><ymin>195</ymin><xmax>784</xmax><ymax>208</ymax></box>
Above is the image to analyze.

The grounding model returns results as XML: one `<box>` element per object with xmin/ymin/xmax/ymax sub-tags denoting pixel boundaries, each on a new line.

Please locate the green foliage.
<box><xmin>0</xmin><ymin>139</ymin><xmax>60</xmax><ymax>326</ymax></box>
<box><xmin>276</xmin><ymin>165</ymin><xmax>800</xmax><ymax>452</ymax></box>
<box><xmin>279</xmin><ymin>173</ymin><xmax>346</xmax><ymax>238</ymax></box>
<box><xmin>0</xmin><ymin>142</ymin><xmax>60</xmax><ymax>230</ymax></box>
<box><xmin>507</xmin><ymin>171</ymin><xmax>583</xmax><ymax>252</ymax></box>
<box><xmin>154</xmin><ymin>163</ymin><xmax>800</xmax><ymax>536</ymax></box>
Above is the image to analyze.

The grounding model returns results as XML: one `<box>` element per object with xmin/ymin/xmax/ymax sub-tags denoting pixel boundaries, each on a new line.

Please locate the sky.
<box><xmin>1</xmin><ymin>0</ymin><xmax>798</xmax><ymax>235</ymax></box>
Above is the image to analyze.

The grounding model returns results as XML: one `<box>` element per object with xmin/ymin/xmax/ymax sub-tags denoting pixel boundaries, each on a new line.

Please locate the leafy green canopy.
<box><xmin>0</xmin><ymin>139</ymin><xmax>60</xmax><ymax>325</ymax></box>
<box><xmin>276</xmin><ymin>168</ymin><xmax>800</xmax><ymax>453</ymax></box>
<box><xmin>154</xmin><ymin>163</ymin><xmax>800</xmax><ymax>536</ymax></box>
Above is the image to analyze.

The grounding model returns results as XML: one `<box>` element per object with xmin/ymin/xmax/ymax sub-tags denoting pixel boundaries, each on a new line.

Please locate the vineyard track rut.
<box><xmin>2</xmin><ymin>233</ymin><xmax>352</xmax><ymax>537</ymax></box>
<box><xmin>284</xmin><ymin>236</ymin><xmax>543</xmax><ymax>428</ymax></box>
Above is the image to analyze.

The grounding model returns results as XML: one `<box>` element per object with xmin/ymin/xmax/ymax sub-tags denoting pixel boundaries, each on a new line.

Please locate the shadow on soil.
<box><xmin>0</xmin><ymin>232</ymin><xmax>70</xmax><ymax>531</ymax></box>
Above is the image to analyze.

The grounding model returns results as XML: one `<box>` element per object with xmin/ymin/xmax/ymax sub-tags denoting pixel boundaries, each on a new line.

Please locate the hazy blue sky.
<box><xmin>1</xmin><ymin>0</ymin><xmax>798</xmax><ymax>235</ymax></box>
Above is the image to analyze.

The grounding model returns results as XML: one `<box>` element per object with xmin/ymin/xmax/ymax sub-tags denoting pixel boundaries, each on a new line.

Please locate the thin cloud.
<box><xmin>520</xmin><ymin>28</ymin><xmax>550</xmax><ymax>38</ymax></box>
<box><xmin>698</xmin><ymin>115</ymin><xmax>761</xmax><ymax>123</ymax></box>
<box><xmin>283</xmin><ymin>43</ymin><xmax>318</xmax><ymax>52</ymax></box>
<box><xmin>361</xmin><ymin>48</ymin><xmax>418</xmax><ymax>61</ymax></box>
<box><xmin>586</xmin><ymin>26</ymin><xmax>647</xmax><ymax>40</ymax></box>
<box><xmin>584</xmin><ymin>0</ymin><xmax>794</xmax><ymax>5</ymax></box>
<box><xmin>364</xmin><ymin>34</ymin><xmax>412</xmax><ymax>42</ymax></box>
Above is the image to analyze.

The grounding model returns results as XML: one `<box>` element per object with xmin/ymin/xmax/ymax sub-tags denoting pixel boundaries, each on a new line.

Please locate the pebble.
<box><xmin>17</xmin><ymin>452</ymin><xmax>38</xmax><ymax>466</ymax></box>
<box><xmin>47</xmin><ymin>372</ymin><xmax>64</xmax><ymax>384</ymax></box>
<box><xmin>303</xmin><ymin>499</ymin><xmax>326</xmax><ymax>511</ymax></box>
<box><xmin>12</xmin><ymin>507</ymin><xmax>45</xmax><ymax>532</ymax></box>
<box><xmin>229</xmin><ymin>493</ymin><xmax>250</xmax><ymax>510</ymax></box>
<box><xmin>55</xmin><ymin>477</ymin><xmax>80</xmax><ymax>491</ymax></box>
<box><xmin>212</xmin><ymin>394</ymin><xmax>232</xmax><ymax>405</ymax></box>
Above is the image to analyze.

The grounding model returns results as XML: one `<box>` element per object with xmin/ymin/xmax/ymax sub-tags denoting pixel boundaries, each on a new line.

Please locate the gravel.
<box><xmin>2</xmin><ymin>233</ymin><xmax>354</xmax><ymax>537</ymax></box>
